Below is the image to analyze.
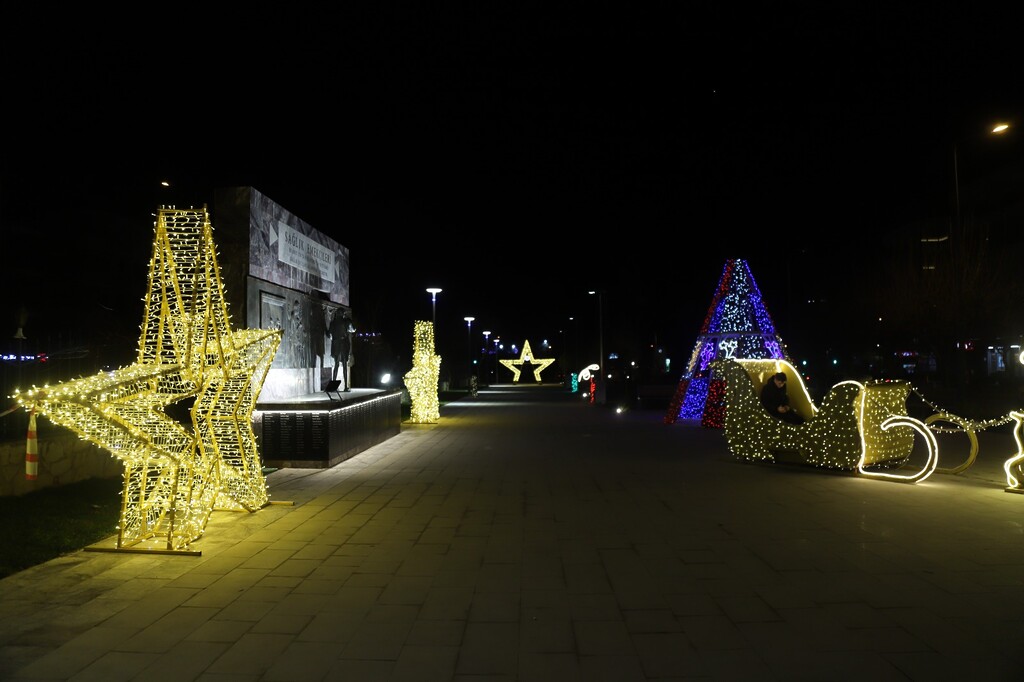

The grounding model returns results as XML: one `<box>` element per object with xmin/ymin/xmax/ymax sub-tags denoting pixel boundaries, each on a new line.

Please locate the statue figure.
<box><xmin>329</xmin><ymin>310</ymin><xmax>355</xmax><ymax>391</ymax></box>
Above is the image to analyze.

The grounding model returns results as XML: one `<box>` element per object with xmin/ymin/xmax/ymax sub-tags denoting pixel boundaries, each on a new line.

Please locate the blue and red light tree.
<box><xmin>664</xmin><ymin>258</ymin><xmax>794</xmax><ymax>427</ymax></box>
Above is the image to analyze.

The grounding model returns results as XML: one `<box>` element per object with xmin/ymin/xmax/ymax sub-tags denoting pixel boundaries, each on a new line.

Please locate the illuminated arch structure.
<box><xmin>499</xmin><ymin>340</ymin><xmax>555</xmax><ymax>383</ymax></box>
<box><xmin>665</xmin><ymin>258</ymin><xmax>794</xmax><ymax>426</ymax></box>
<box><xmin>14</xmin><ymin>207</ymin><xmax>282</xmax><ymax>553</ymax></box>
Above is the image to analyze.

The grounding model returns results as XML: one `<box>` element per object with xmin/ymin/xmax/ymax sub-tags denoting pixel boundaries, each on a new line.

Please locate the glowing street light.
<box><xmin>464</xmin><ymin>316</ymin><xmax>475</xmax><ymax>389</ymax></box>
<box><xmin>482</xmin><ymin>330</ymin><xmax>491</xmax><ymax>383</ymax></box>
<box><xmin>426</xmin><ymin>287</ymin><xmax>442</xmax><ymax>325</ymax></box>
<box><xmin>953</xmin><ymin>121</ymin><xmax>1011</xmax><ymax>220</ymax></box>
<box><xmin>588</xmin><ymin>290</ymin><xmax>605</xmax><ymax>404</ymax></box>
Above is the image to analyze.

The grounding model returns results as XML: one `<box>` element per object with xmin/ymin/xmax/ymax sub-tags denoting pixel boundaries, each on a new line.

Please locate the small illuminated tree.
<box><xmin>404</xmin><ymin>320</ymin><xmax>441</xmax><ymax>423</ymax></box>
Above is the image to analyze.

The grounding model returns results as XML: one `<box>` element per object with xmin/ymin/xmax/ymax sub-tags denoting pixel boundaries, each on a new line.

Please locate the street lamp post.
<box><xmin>953</xmin><ymin>122</ymin><xmax>1011</xmax><ymax>221</ymax></box>
<box><xmin>588</xmin><ymin>291</ymin><xmax>605</xmax><ymax>404</ymax></box>
<box><xmin>464</xmin><ymin>316</ymin><xmax>475</xmax><ymax>390</ymax></box>
<box><xmin>482</xmin><ymin>330</ymin><xmax>491</xmax><ymax>384</ymax></box>
<box><xmin>493</xmin><ymin>337</ymin><xmax>501</xmax><ymax>383</ymax></box>
<box><xmin>570</xmin><ymin>316</ymin><xmax>577</xmax><ymax>379</ymax></box>
<box><xmin>426</xmin><ymin>287</ymin><xmax>442</xmax><ymax>326</ymax></box>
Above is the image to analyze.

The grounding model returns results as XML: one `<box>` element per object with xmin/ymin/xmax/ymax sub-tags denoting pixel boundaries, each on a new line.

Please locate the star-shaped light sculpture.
<box><xmin>14</xmin><ymin>207</ymin><xmax>281</xmax><ymax>553</ymax></box>
<box><xmin>498</xmin><ymin>340</ymin><xmax>555</xmax><ymax>383</ymax></box>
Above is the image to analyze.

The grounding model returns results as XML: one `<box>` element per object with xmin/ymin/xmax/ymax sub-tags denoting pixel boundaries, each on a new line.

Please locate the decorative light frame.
<box><xmin>666</xmin><ymin>259</ymin><xmax>793</xmax><ymax>425</ymax></box>
<box><xmin>499</xmin><ymin>340</ymin><xmax>554</xmax><ymax>383</ymax></box>
<box><xmin>15</xmin><ymin>207</ymin><xmax>282</xmax><ymax>552</ymax></box>
<box><xmin>715</xmin><ymin>358</ymin><xmax>938</xmax><ymax>483</ymax></box>
<box><xmin>404</xmin><ymin>320</ymin><xmax>441</xmax><ymax>423</ymax></box>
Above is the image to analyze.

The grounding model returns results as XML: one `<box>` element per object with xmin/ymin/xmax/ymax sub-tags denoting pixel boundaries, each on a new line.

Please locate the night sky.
<box><xmin>2</xmin><ymin>6</ymin><xmax>1021</xmax><ymax>379</ymax></box>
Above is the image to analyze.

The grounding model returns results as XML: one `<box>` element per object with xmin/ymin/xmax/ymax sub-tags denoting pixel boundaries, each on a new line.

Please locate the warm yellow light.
<box><xmin>716</xmin><ymin>358</ymin><xmax>937</xmax><ymax>482</ymax></box>
<box><xmin>992</xmin><ymin>123</ymin><xmax>1009</xmax><ymax>134</ymax></box>
<box><xmin>857</xmin><ymin>415</ymin><xmax>937</xmax><ymax>483</ymax></box>
<box><xmin>404</xmin><ymin>320</ymin><xmax>441</xmax><ymax>423</ymax></box>
<box><xmin>499</xmin><ymin>340</ymin><xmax>555</xmax><ymax>382</ymax></box>
<box><xmin>16</xmin><ymin>207</ymin><xmax>281</xmax><ymax>551</ymax></box>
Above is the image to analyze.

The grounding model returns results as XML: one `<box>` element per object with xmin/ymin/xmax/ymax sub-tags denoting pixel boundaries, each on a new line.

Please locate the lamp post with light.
<box><xmin>493</xmin><ymin>336</ymin><xmax>501</xmax><ymax>383</ymax></box>
<box><xmin>588</xmin><ymin>290</ymin><xmax>605</xmax><ymax>404</ymax></box>
<box><xmin>482</xmin><ymin>330</ymin><xmax>491</xmax><ymax>384</ymax></box>
<box><xmin>953</xmin><ymin>122</ymin><xmax>1011</xmax><ymax>222</ymax></box>
<box><xmin>426</xmin><ymin>287</ymin><xmax>442</xmax><ymax>326</ymax></box>
<box><xmin>464</xmin><ymin>316</ymin><xmax>475</xmax><ymax>390</ymax></box>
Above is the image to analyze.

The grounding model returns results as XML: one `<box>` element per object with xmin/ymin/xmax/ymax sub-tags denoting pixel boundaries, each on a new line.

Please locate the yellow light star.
<box><xmin>15</xmin><ymin>207</ymin><xmax>281</xmax><ymax>553</ymax></box>
<box><xmin>499</xmin><ymin>340</ymin><xmax>555</xmax><ymax>383</ymax></box>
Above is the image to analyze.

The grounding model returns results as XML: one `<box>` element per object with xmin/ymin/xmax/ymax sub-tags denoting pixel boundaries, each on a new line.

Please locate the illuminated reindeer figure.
<box><xmin>1002</xmin><ymin>411</ymin><xmax>1024</xmax><ymax>492</ymax></box>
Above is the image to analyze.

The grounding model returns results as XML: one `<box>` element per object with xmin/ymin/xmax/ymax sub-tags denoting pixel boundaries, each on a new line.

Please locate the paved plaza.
<box><xmin>1</xmin><ymin>383</ymin><xmax>1022</xmax><ymax>681</ymax></box>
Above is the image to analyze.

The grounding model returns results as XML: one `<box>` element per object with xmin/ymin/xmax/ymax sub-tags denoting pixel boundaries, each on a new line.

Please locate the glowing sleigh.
<box><xmin>714</xmin><ymin>358</ymin><xmax>938</xmax><ymax>483</ymax></box>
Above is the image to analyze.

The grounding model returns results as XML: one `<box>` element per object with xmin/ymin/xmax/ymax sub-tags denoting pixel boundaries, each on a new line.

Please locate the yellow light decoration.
<box><xmin>403</xmin><ymin>320</ymin><xmax>441</xmax><ymax>423</ymax></box>
<box><xmin>715</xmin><ymin>358</ymin><xmax>937</xmax><ymax>482</ymax></box>
<box><xmin>853</xmin><ymin>379</ymin><xmax>917</xmax><ymax>468</ymax></box>
<box><xmin>1002</xmin><ymin>412</ymin><xmax>1024</xmax><ymax>491</ymax></box>
<box><xmin>13</xmin><ymin>207</ymin><xmax>281</xmax><ymax>552</ymax></box>
<box><xmin>858</xmin><ymin>415</ymin><xmax>937</xmax><ymax>483</ymax></box>
<box><xmin>498</xmin><ymin>340</ymin><xmax>555</xmax><ymax>382</ymax></box>
<box><xmin>926</xmin><ymin>413</ymin><xmax>979</xmax><ymax>474</ymax></box>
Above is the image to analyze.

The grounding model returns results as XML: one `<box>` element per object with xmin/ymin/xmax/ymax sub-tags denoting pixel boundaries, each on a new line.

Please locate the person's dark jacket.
<box><xmin>760</xmin><ymin>379</ymin><xmax>789</xmax><ymax>415</ymax></box>
<box><xmin>760</xmin><ymin>376</ymin><xmax>804</xmax><ymax>424</ymax></box>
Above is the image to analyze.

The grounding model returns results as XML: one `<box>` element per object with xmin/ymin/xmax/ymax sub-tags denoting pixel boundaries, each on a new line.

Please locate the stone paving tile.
<box><xmin>3</xmin><ymin>385</ymin><xmax>1023</xmax><ymax>680</ymax></box>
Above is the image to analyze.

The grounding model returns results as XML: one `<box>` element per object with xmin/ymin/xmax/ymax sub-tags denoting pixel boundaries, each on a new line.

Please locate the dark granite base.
<box><xmin>254</xmin><ymin>388</ymin><xmax>402</xmax><ymax>468</ymax></box>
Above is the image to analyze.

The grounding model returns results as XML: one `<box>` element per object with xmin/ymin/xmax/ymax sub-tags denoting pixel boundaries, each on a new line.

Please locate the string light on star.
<box><xmin>14</xmin><ymin>206</ymin><xmax>282</xmax><ymax>552</ymax></box>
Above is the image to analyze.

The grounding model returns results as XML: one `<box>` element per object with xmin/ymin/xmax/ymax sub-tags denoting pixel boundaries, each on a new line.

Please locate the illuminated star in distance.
<box><xmin>499</xmin><ymin>340</ymin><xmax>555</xmax><ymax>383</ymax></box>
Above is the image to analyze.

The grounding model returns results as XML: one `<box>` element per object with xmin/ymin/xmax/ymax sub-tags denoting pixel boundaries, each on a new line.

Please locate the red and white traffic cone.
<box><xmin>25</xmin><ymin>408</ymin><xmax>38</xmax><ymax>480</ymax></box>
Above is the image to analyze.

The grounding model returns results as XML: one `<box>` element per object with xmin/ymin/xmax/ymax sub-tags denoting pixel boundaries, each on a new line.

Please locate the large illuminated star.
<box><xmin>15</xmin><ymin>207</ymin><xmax>281</xmax><ymax>553</ymax></box>
<box><xmin>499</xmin><ymin>340</ymin><xmax>555</xmax><ymax>383</ymax></box>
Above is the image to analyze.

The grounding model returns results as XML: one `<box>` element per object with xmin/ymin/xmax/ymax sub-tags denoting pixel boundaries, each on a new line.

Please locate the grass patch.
<box><xmin>0</xmin><ymin>477</ymin><xmax>122</xmax><ymax>580</ymax></box>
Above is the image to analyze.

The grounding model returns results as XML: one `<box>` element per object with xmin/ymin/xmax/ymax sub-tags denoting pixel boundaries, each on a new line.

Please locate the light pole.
<box><xmin>482</xmin><ymin>330</ymin><xmax>491</xmax><ymax>383</ymax></box>
<box><xmin>588</xmin><ymin>290</ymin><xmax>605</xmax><ymax>404</ymax></box>
<box><xmin>570</xmin><ymin>316</ymin><xmax>577</xmax><ymax>379</ymax></box>
<box><xmin>953</xmin><ymin>122</ymin><xmax>1010</xmax><ymax>221</ymax></box>
<box><xmin>493</xmin><ymin>337</ymin><xmax>501</xmax><ymax>382</ymax></box>
<box><xmin>464</xmin><ymin>316</ymin><xmax>475</xmax><ymax>389</ymax></box>
<box><xmin>426</xmin><ymin>287</ymin><xmax>442</xmax><ymax>326</ymax></box>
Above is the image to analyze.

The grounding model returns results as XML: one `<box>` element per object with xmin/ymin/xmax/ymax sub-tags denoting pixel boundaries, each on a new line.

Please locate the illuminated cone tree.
<box><xmin>664</xmin><ymin>258</ymin><xmax>793</xmax><ymax>427</ymax></box>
